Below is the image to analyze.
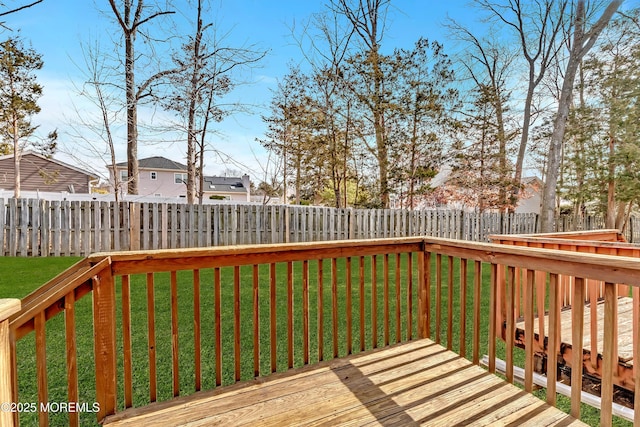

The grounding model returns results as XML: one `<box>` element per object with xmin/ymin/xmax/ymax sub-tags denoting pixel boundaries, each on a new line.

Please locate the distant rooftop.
<box><xmin>203</xmin><ymin>175</ymin><xmax>249</xmax><ymax>194</ymax></box>
<box><xmin>114</xmin><ymin>156</ymin><xmax>187</xmax><ymax>171</ymax></box>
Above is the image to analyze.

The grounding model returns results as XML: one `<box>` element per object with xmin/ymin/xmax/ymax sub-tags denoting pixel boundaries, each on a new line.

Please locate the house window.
<box><xmin>150</xmin><ymin>171</ymin><xmax>157</xmax><ymax>180</ymax></box>
<box><xmin>174</xmin><ymin>173</ymin><xmax>187</xmax><ymax>184</ymax></box>
<box><xmin>119</xmin><ymin>170</ymin><xmax>127</xmax><ymax>181</ymax></box>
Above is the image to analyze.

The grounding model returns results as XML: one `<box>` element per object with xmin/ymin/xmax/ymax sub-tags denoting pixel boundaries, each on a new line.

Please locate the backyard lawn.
<box><xmin>0</xmin><ymin>255</ymin><xmax>629</xmax><ymax>427</ymax></box>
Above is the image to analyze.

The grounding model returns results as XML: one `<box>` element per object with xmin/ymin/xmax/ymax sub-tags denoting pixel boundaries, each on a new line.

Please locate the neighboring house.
<box><xmin>0</xmin><ymin>150</ymin><xmax>98</xmax><ymax>194</ymax></box>
<box><xmin>393</xmin><ymin>162</ymin><xmax>542</xmax><ymax>214</ymax></box>
<box><xmin>109</xmin><ymin>156</ymin><xmax>188</xmax><ymax>198</ymax></box>
<box><xmin>514</xmin><ymin>176</ymin><xmax>542</xmax><ymax>214</ymax></box>
<box><xmin>110</xmin><ymin>156</ymin><xmax>251</xmax><ymax>202</ymax></box>
<box><xmin>202</xmin><ymin>175</ymin><xmax>251</xmax><ymax>202</ymax></box>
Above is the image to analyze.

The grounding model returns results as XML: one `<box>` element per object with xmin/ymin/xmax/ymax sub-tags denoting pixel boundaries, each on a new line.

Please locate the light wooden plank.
<box><xmin>103</xmin><ymin>339</ymin><xmax>585</xmax><ymax>427</ymax></box>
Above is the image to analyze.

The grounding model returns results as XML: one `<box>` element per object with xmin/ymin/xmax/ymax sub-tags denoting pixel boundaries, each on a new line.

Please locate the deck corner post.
<box><xmin>0</xmin><ymin>299</ymin><xmax>20</xmax><ymax>427</ymax></box>
<box><xmin>92</xmin><ymin>263</ymin><xmax>117</xmax><ymax>423</ymax></box>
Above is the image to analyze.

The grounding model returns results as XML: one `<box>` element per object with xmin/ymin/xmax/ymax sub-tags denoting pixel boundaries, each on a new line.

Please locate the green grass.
<box><xmin>0</xmin><ymin>255</ymin><xmax>631</xmax><ymax>426</ymax></box>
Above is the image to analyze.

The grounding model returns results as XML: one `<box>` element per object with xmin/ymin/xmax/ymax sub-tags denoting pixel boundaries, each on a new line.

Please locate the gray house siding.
<box><xmin>0</xmin><ymin>152</ymin><xmax>95</xmax><ymax>193</ymax></box>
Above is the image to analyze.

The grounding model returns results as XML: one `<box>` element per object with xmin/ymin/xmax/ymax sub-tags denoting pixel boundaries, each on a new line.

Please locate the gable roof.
<box><xmin>202</xmin><ymin>176</ymin><xmax>248</xmax><ymax>194</ymax></box>
<box><xmin>114</xmin><ymin>156</ymin><xmax>187</xmax><ymax>171</ymax></box>
<box><xmin>0</xmin><ymin>150</ymin><xmax>98</xmax><ymax>179</ymax></box>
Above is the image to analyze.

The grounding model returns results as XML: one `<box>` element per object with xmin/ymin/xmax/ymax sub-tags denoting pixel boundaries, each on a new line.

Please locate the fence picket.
<box><xmin>3</xmin><ymin>197</ymin><xmax>636</xmax><ymax>255</ymax></box>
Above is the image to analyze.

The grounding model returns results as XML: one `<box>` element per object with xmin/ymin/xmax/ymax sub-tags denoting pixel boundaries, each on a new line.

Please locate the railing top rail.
<box><xmin>9</xmin><ymin>257</ymin><xmax>112</xmax><ymax>337</ymax></box>
<box><xmin>423</xmin><ymin>237</ymin><xmax>640</xmax><ymax>287</ymax></box>
<box><xmin>489</xmin><ymin>229</ymin><xmax>633</xmax><ymax>246</ymax></box>
<box><xmin>88</xmin><ymin>237</ymin><xmax>426</xmax><ymax>275</ymax></box>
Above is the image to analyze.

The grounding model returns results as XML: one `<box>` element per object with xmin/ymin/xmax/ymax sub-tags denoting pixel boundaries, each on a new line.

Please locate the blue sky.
<box><xmin>4</xmin><ymin>0</ymin><xmax>477</xmax><ymax>181</ymax></box>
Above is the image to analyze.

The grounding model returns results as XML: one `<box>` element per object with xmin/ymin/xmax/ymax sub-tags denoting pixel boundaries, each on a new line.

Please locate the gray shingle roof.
<box><xmin>114</xmin><ymin>156</ymin><xmax>187</xmax><ymax>171</ymax></box>
<box><xmin>203</xmin><ymin>176</ymin><xmax>247</xmax><ymax>193</ymax></box>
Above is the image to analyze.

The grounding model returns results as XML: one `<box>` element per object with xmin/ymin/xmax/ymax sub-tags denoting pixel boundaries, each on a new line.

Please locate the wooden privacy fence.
<box><xmin>0</xmin><ymin>198</ymin><xmax>538</xmax><ymax>256</ymax></box>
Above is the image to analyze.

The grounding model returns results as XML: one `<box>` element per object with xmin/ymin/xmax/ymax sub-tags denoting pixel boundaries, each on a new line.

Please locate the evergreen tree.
<box><xmin>0</xmin><ymin>36</ymin><xmax>43</xmax><ymax>198</ymax></box>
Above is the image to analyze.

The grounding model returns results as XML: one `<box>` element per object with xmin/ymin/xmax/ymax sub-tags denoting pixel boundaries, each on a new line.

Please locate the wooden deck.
<box><xmin>514</xmin><ymin>296</ymin><xmax>636</xmax><ymax>404</ymax></box>
<box><xmin>104</xmin><ymin>339</ymin><xmax>585</xmax><ymax>427</ymax></box>
<box><xmin>515</xmin><ymin>297</ymin><xmax>635</xmax><ymax>365</ymax></box>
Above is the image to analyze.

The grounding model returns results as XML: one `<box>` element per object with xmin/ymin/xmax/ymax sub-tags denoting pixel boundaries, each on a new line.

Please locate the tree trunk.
<box><xmin>125</xmin><ymin>30</ymin><xmax>139</xmax><ymax>195</ymax></box>
<box><xmin>540</xmin><ymin>0</ymin><xmax>622</xmax><ymax>232</ymax></box>
<box><xmin>12</xmin><ymin>117</ymin><xmax>20</xmax><ymax>199</ymax></box>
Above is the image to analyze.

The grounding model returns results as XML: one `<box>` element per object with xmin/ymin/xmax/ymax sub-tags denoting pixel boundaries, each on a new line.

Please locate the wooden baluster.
<box><xmin>589</xmin><ymin>279</ymin><xmax>599</xmax><ymax>370</ymax></box>
<box><xmin>447</xmin><ymin>256</ymin><xmax>453</xmax><ymax>350</ymax></box>
<box><xmin>407</xmin><ymin>253</ymin><xmax>413</xmax><ymax>341</ymax></box>
<box><xmin>359</xmin><ymin>257</ymin><xmax>365</xmax><ymax>351</ymax></box>
<box><xmin>253</xmin><ymin>265</ymin><xmax>260</xmax><ymax>376</ymax></box>
<box><xmin>601</xmin><ymin>282</ymin><xmax>617</xmax><ymax>427</ymax></box>
<box><xmin>634</xmin><ymin>285</ymin><xmax>639</xmax><ymax>427</ymax></box>
<box><xmin>302</xmin><ymin>260</ymin><xmax>309</xmax><ymax>365</ymax></box>
<box><xmin>488</xmin><ymin>263</ymin><xmax>497</xmax><ymax>374</ymax></box>
<box><xmin>506</xmin><ymin>266</ymin><xmax>516</xmax><ymax>384</ymax></box>
<box><xmin>547</xmin><ymin>273</ymin><xmax>560</xmax><ymax>406</ymax></box>
<box><xmin>215</xmin><ymin>267</ymin><xmax>222</xmax><ymax>384</ymax></box>
<box><xmin>170</xmin><ymin>271</ymin><xmax>179</xmax><ymax>396</ymax></box>
<box><xmin>472</xmin><ymin>261</ymin><xmax>481</xmax><ymax>365</ymax></box>
<box><xmin>372</xmin><ymin>255</ymin><xmax>378</xmax><ymax>348</ymax></box>
<box><xmin>318</xmin><ymin>259</ymin><xmax>324</xmax><ymax>361</ymax></box>
<box><xmin>571</xmin><ymin>277</ymin><xmax>585</xmax><ymax>419</ymax></box>
<box><xmin>417</xmin><ymin>251</ymin><xmax>430</xmax><ymax>340</ymax></box>
<box><xmin>383</xmin><ymin>254</ymin><xmax>389</xmax><ymax>347</ymax></box>
<box><xmin>35</xmin><ymin>311</ymin><xmax>48</xmax><ymax>427</ymax></box>
<box><xmin>233</xmin><ymin>266</ymin><xmax>241</xmax><ymax>382</ymax></box>
<box><xmin>459</xmin><ymin>258</ymin><xmax>467</xmax><ymax>357</ymax></box>
<box><xmin>524</xmin><ymin>270</ymin><xmax>535</xmax><ymax>393</ymax></box>
<box><xmin>121</xmin><ymin>276</ymin><xmax>132</xmax><ymax>408</ymax></box>
<box><xmin>395</xmin><ymin>253</ymin><xmax>401</xmax><ymax>344</ymax></box>
<box><xmin>332</xmin><ymin>258</ymin><xmax>338</xmax><ymax>358</ymax></box>
<box><xmin>65</xmin><ymin>291</ymin><xmax>79</xmax><ymax>427</ymax></box>
<box><xmin>436</xmin><ymin>254</ymin><xmax>442</xmax><ymax>345</ymax></box>
<box><xmin>194</xmin><ymin>270</ymin><xmax>202</xmax><ymax>390</ymax></box>
<box><xmin>287</xmin><ymin>262</ymin><xmax>293</xmax><ymax>369</ymax></box>
<box><xmin>536</xmin><ymin>271</ymin><xmax>547</xmax><ymax>352</ymax></box>
<box><xmin>347</xmin><ymin>257</ymin><xmax>353</xmax><ymax>353</ymax></box>
<box><xmin>0</xmin><ymin>299</ymin><xmax>20</xmax><ymax>427</ymax></box>
<box><xmin>147</xmin><ymin>273</ymin><xmax>157</xmax><ymax>399</ymax></box>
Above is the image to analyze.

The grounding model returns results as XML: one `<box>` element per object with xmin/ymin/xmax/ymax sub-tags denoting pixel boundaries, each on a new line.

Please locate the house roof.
<box><xmin>202</xmin><ymin>176</ymin><xmax>248</xmax><ymax>194</ymax></box>
<box><xmin>114</xmin><ymin>156</ymin><xmax>187</xmax><ymax>171</ymax></box>
<box><xmin>0</xmin><ymin>150</ymin><xmax>99</xmax><ymax>179</ymax></box>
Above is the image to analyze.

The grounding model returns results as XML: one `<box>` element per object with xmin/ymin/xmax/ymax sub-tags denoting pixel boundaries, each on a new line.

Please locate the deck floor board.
<box><xmin>104</xmin><ymin>339</ymin><xmax>585</xmax><ymax>427</ymax></box>
<box><xmin>516</xmin><ymin>296</ymin><xmax>635</xmax><ymax>364</ymax></box>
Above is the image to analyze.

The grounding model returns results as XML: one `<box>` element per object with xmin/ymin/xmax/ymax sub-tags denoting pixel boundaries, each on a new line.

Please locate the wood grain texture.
<box><xmin>103</xmin><ymin>339</ymin><xmax>586</xmax><ymax>427</ymax></box>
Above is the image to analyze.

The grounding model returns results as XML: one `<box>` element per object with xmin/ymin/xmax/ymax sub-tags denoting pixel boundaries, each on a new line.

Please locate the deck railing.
<box><xmin>5</xmin><ymin>236</ymin><xmax>640</xmax><ymax>426</ymax></box>
<box><xmin>490</xmin><ymin>230</ymin><xmax>640</xmax><ymax>400</ymax></box>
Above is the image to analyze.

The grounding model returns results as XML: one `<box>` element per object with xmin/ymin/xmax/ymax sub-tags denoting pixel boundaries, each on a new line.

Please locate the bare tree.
<box><xmin>330</xmin><ymin>0</ymin><xmax>392</xmax><ymax>208</ymax></box>
<box><xmin>472</xmin><ymin>0</ymin><xmax>568</xmax><ymax>210</ymax></box>
<box><xmin>447</xmin><ymin>21</ymin><xmax>519</xmax><ymax>211</ymax></box>
<box><xmin>293</xmin><ymin>10</ymin><xmax>356</xmax><ymax>208</ymax></box>
<box><xmin>0</xmin><ymin>1</ymin><xmax>43</xmax><ymax>28</ymax></box>
<box><xmin>64</xmin><ymin>41</ymin><xmax>127</xmax><ymax>203</ymax></box>
<box><xmin>540</xmin><ymin>0</ymin><xmax>622</xmax><ymax>232</ymax></box>
<box><xmin>166</xmin><ymin>0</ymin><xmax>266</xmax><ymax>204</ymax></box>
<box><xmin>107</xmin><ymin>0</ymin><xmax>175</xmax><ymax>195</ymax></box>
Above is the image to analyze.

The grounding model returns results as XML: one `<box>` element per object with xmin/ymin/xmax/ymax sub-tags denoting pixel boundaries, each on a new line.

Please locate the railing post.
<box><xmin>92</xmin><ymin>263</ymin><xmax>117</xmax><ymax>423</ymax></box>
<box><xmin>0</xmin><ymin>299</ymin><xmax>20</xmax><ymax>427</ymax></box>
